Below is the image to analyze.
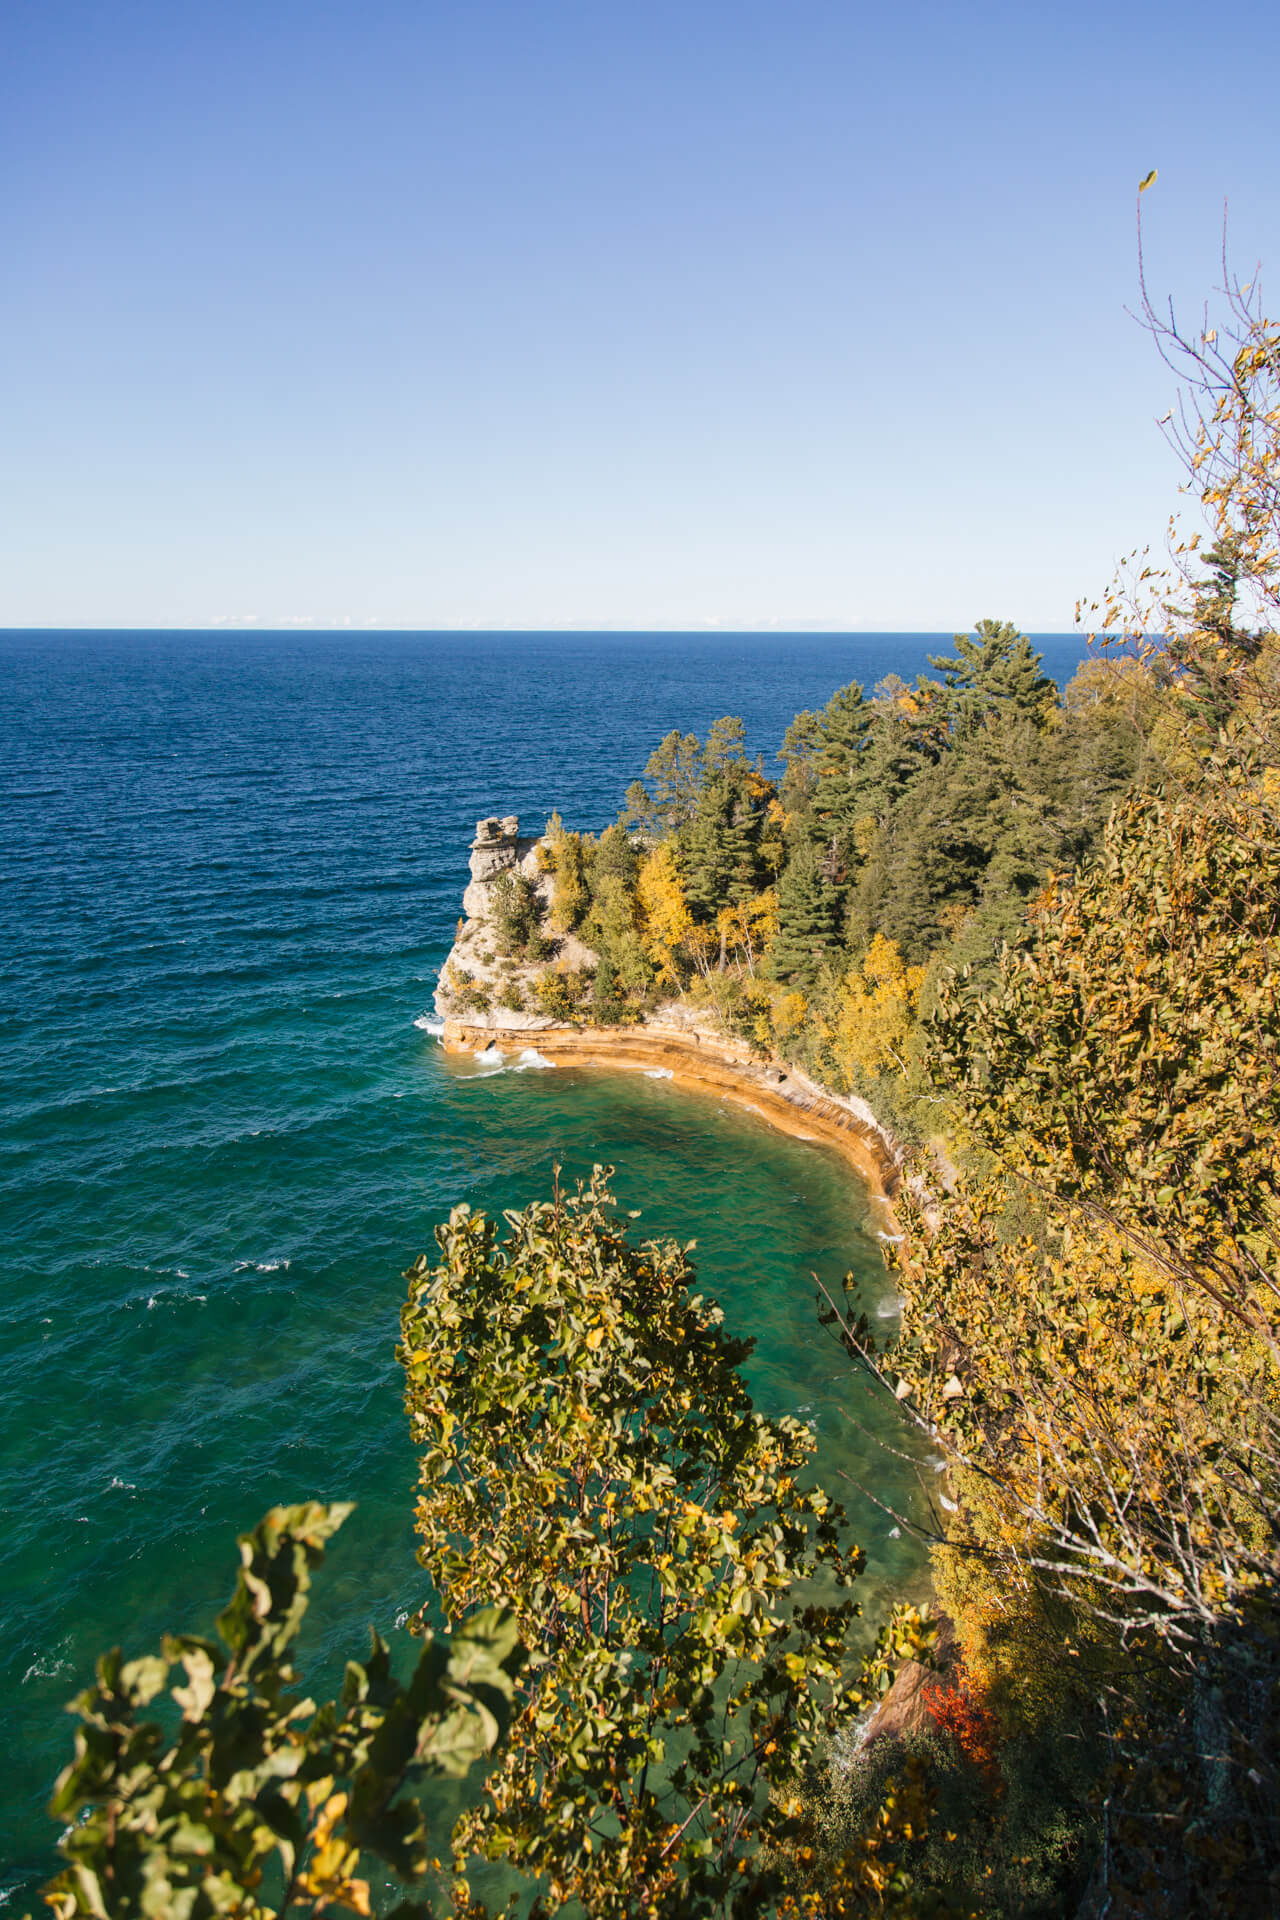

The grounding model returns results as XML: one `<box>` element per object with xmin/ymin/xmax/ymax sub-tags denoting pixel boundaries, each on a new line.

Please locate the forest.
<box><xmin>33</xmin><ymin>279</ymin><xmax>1279</xmax><ymax>1916</ymax></box>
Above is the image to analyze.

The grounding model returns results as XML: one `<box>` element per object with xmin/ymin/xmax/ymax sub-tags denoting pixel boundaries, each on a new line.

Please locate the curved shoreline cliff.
<box><xmin>435</xmin><ymin>816</ymin><xmax>905</xmax><ymax>1201</ymax></box>
<box><xmin>435</xmin><ymin>815</ymin><xmax>953</xmax><ymax>1744</ymax></box>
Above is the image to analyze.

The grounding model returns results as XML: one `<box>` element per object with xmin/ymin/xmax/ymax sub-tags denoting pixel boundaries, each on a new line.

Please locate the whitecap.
<box><xmin>22</xmin><ymin>1654</ymin><xmax>72</xmax><ymax>1686</ymax></box>
<box><xmin>875</xmin><ymin>1230</ymin><xmax>904</xmax><ymax>1244</ymax></box>
<box><xmin>512</xmin><ymin>1048</ymin><xmax>554</xmax><ymax>1071</ymax></box>
<box><xmin>414</xmin><ymin>1014</ymin><xmax>445</xmax><ymax>1037</ymax></box>
<box><xmin>232</xmin><ymin>1257</ymin><xmax>291</xmax><ymax>1274</ymax></box>
<box><xmin>107</xmin><ymin>1477</ymin><xmax>137</xmax><ymax>1492</ymax></box>
<box><xmin>473</xmin><ymin>1046</ymin><xmax>504</xmax><ymax>1066</ymax></box>
<box><xmin>643</xmin><ymin>1067</ymin><xmax>673</xmax><ymax>1080</ymax></box>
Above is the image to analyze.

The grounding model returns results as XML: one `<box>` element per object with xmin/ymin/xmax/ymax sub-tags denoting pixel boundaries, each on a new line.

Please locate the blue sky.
<box><xmin>2</xmin><ymin>0</ymin><xmax>1278</xmax><ymax>631</ymax></box>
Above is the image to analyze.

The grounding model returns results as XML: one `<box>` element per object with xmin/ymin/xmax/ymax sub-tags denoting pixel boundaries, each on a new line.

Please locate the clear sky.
<box><xmin>2</xmin><ymin>0</ymin><xmax>1278</xmax><ymax>631</ymax></box>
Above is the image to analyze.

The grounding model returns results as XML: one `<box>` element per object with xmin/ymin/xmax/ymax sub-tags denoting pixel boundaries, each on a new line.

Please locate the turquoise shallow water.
<box><xmin>0</xmin><ymin>630</ymin><xmax>1083</xmax><ymax>1902</ymax></box>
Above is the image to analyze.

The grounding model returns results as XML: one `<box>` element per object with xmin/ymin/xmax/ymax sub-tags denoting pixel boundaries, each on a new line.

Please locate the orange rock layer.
<box><xmin>440</xmin><ymin>1017</ymin><xmax>901</xmax><ymax>1200</ymax></box>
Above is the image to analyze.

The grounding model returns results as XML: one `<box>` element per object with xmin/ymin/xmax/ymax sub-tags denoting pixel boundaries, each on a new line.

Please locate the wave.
<box><xmin>21</xmin><ymin>1651</ymin><xmax>73</xmax><ymax>1687</ymax></box>
<box><xmin>644</xmin><ymin>1067</ymin><xmax>673</xmax><ymax>1080</ymax></box>
<box><xmin>118</xmin><ymin>1281</ymin><xmax>208</xmax><ymax>1315</ymax></box>
<box><xmin>414</xmin><ymin>1013</ymin><xmax>445</xmax><ymax>1036</ymax></box>
<box><xmin>457</xmin><ymin>1044</ymin><xmax>558</xmax><ymax>1078</ymax></box>
<box><xmin>232</xmin><ymin>1257</ymin><xmax>291</xmax><ymax>1273</ymax></box>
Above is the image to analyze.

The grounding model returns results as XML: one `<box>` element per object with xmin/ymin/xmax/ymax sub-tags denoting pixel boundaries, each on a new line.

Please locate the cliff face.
<box><xmin>440</xmin><ymin>1011</ymin><xmax>903</xmax><ymax>1196</ymax></box>
<box><xmin>459</xmin><ymin>814</ymin><xmax>543</xmax><ymax>918</ymax></box>
<box><xmin>435</xmin><ymin>815</ymin><xmax>597</xmax><ymax>1032</ymax></box>
<box><xmin>432</xmin><ymin>813</ymin><xmax>906</xmax><ymax>1199</ymax></box>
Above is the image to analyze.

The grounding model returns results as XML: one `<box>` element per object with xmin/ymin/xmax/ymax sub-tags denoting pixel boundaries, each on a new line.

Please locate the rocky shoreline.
<box><xmin>434</xmin><ymin>815</ymin><xmax>954</xmax><ymax>1744</ymax></box>
<box><xmin>440</xmin><ymin>1012</ymin><xmax>902</xmax><ymax>1197</ymax></box>
<box><xmin>434</xmin><ymin>814</ymin><xmax>906</xmax><ymax>1200</ymax></box>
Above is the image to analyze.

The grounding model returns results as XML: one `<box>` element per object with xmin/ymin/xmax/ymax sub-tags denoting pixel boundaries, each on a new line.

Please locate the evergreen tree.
<box><xmin>769</xmin><ymin>840</ymin><xmax>838</xmax><ymax>985</ymax></box>
<box><xmin>1163</xmin><ymin>531</ymin><xmax>1264</xmax><ymax>730</ymax></box>
<box><xmin>929</xmin><ymin>619</ymin><xmax>1056</xmax><ymax>731</ymax></box>
<box><xmin>702</xmin><ymin>712</ymin><xmax>753</xmax><ymax>772</ymax></box>
<box><xmin>624</xmin><ymin>730</ymin><xmax>703</xmax><ymax>833</ymax></box>
<box><xmin>857</xmin><ymin>675</ymin><xmax>948</xmax><ymax>823</ymax></box>
<box><xmin>810</xmin><ymin>679</ymin><xmax>873</xmax><ymax>857</ymax></box>
<box><xmin>588</xmin><ymin>820</ymin><xmax>640</xmax><ymax>895</ymax></box>
<box><xmin>681</xmin><ymin>772</ymin><xmax>762</xmax><ymax>921</ymax></box>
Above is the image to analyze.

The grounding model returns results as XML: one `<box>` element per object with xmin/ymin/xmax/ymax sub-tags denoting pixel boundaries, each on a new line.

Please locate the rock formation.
<box><xmin>461</xmin><ymin>815</ymin><xmax>542</xmax><ymax>916</ymax></box>
<box><xmin>431</xmin><ymin>812</ymin><xmax>905</xmax><ymax>1197</ymax></box>
<box><xmin>435</xmin><ymin>815</ymin><xmax>596</xmax><ymax>1032</ymax></box>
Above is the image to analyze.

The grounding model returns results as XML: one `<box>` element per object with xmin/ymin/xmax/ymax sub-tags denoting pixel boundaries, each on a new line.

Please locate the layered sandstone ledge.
<box><xmin>435</xmin><ymin>816</ymin><xmax>944</xmax><ymax>1727</ymax></box>
<box><xmin>439</xmin><ymin>1015</ymin><xmax>902</xmax><ymax>1201</ymax></box>
<box><xmin>435</xmin><ymin>813</ymin><xmax>907</xmax><ymax>1203</ymax></box>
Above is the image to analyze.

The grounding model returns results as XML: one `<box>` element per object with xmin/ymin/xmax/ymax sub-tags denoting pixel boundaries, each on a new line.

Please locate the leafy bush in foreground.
<box><xmin>399</xmin><ymin>1169</ymin><xmax>942</xmax><ymax>1917</ymax></box>
<box><xmin>41</xmin><ymin>1503</ymin><xmax>521</xmax><ymax>1920</ymax></box>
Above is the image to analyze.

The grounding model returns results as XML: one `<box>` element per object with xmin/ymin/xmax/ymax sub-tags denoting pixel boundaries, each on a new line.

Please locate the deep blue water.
<box><xmin>0</xmin><ymin>629</ymin><xmax>1085</xmax><ymax>1903</ymax></box>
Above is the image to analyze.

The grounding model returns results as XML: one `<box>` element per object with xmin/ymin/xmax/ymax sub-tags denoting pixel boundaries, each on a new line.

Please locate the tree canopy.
<box><xmin>397</xmin><ymin>1170</ymin><xmax>930</xmax><ymax>1917</ymax></box>
<box><xmin>41</xmin><ymin>1504</ymin><xmax>522</xmax><ymax>1920</ymax></box>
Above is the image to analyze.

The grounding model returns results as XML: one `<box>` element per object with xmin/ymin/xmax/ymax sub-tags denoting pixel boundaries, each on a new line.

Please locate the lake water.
<box><xmin>0</xmin><ymin>628</ymin><xmax>1084</xmax><ymax>1902</ymax></box>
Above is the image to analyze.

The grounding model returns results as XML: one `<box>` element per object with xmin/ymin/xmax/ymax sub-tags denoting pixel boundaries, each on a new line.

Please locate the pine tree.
<box><xmin>811</xmin><ymin>680</ymin><xmax>873</xmax><ymax>841</ymax></box>
<box><xmin>1163</xmin><ymin>531</ymin><xmax>1264</xmax><ymax>730</ymax></box>
<box><xmin>857</xmin><ymin>676</ymin><xmax>948</xmax><ymax>823</ymax></box>
<box><xmin>681</xmin><ymin>771</ymin><xmax>764</xmax><ymax>921</ymax></box>
<box><xmin>929</xmin><ymin>619</ymin><xmax>1056</xmax><ymax>731</ymax></box>
<box><xmin>768</xmin><ymin>841</ymin><xmax>838</xmax><ymax>985</ymax></box>
<box><xmin>625</xmin><ymin>730</ymin><xmax>703</xmax><ymax>832</ymax></box>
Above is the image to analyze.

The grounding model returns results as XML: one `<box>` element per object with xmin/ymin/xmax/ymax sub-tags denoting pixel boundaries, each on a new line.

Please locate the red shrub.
<box><xmin>923</xmin><ymin>1676</ymin><xmax>1004</xmax><ymax>1791</ymax></box>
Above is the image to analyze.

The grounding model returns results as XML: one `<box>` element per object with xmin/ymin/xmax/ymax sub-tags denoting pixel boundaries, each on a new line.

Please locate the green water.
<box><xmin>0</xmin><ymin>630</ymin><xmax>950</xmax><ymax>1903</ymax></box>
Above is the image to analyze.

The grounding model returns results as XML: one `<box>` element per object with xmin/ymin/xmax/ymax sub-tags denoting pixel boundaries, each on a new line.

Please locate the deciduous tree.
<box><xmin>398</xmin><ymin>1171</ymin><xmax>897</xmax><ymax>1917</ymax></box>
<box><xmin>41</xmin><ymin>1505</ymin><xmax>521</xmax><ymax>1920</ymax></box>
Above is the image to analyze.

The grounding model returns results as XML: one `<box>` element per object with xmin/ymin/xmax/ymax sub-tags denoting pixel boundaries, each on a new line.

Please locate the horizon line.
<box><xmin>0</xmin><ymin>622</ymin><xmax>1091</xmax><ymax>638</ymax></box>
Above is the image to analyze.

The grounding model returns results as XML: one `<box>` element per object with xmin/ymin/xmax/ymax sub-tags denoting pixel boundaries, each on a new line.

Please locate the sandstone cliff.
<box><xmin>433</xmin><ymin>815</ymin><xmax>906</xmax><ymax>1199</ymax></box>
<box><xmin>435</xmin><ymin>814</ymin><xmax>596</xmax><ymax>1033</ymax></box>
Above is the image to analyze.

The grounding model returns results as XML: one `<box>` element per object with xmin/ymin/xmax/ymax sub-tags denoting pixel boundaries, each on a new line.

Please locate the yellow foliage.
<box><xmin>297</xmin><ymin>1792</ymin><xmax>372</xmax><ymax>1916</ymax></box>
<box><xmin>852</xmin><ymin>812</ymin><xmax>878</xmax><ymax>861</ymax></box>
<box><xmin>716</xmin><ymin>889</ymin><xmax>778</xmax><ymax>974</ymax></box>
<box><xmin>830</xmin><ymin>937</ymin><xmax>925</xmax><ymax>1082</ymax></box>
<box><xmin>543</xmin><ymin>811</ymin><xmax>589</xmax><ymax>934</ymax></box>
<box><xmin>768</xmin><ymin>985</ymin><xmax>809</xmax><ymax>1048</ymax></box>
<box><xmin>636</xmin><ymin>842</ymin><xmax>694</xmax><ymax>984</ymax></box>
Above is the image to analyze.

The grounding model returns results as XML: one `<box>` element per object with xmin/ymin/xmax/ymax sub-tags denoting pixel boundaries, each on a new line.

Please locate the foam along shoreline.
<box><xmin>438</xmin><ymin>1015</ymin><xmax>902</xmax><ymax>1202</ymax></box>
